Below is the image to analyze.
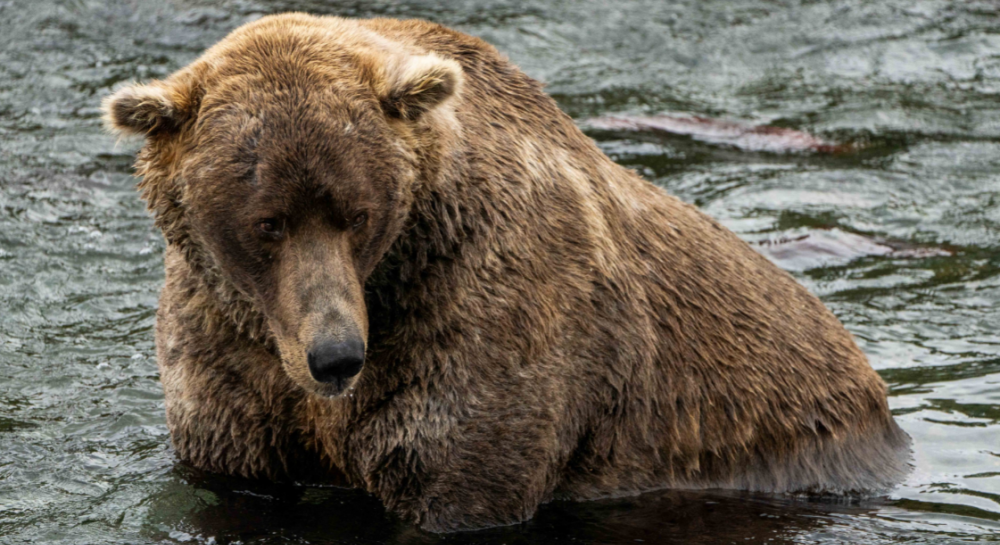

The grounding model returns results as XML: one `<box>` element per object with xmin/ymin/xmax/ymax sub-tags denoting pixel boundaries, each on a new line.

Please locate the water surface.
<box><xmin>1</xmin><ymin>0</ymin><xmax>999</xmax><ymax>543</ymax></box>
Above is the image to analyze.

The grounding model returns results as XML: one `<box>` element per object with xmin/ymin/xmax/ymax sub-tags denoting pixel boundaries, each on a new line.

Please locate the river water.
<box><xmin>1</xmin><ymin>0</ymin><xmax>999</xmax><ymax>543</ymax></box>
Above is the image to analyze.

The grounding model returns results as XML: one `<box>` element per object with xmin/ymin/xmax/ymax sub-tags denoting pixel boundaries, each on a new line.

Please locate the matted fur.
<box><xmin>104</xmin><ymin>13</ymin><xmax>911</xmax><ymax>532</ymax></box>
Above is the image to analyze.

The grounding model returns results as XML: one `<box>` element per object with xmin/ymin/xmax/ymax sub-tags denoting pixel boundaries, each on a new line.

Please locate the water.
<box><xmin>1</xmin><ymin>0</ymin><xmax>999</xmax><ymax>543</ymax></box>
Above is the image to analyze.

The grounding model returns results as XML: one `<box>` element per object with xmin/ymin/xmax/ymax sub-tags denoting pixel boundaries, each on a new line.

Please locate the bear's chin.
<box><xmin>286</xmin><ymin>371</ymin><xmax>360</xmax><ymax>399</ymax></box>
<box><xmin>282</xmin><ymin>362</ymin><xmax>361</xmax><ymax>398</ymax></box>
<box><xmin>275</xmin><ymin>353</ymin><xmax>363</xmax><ymax>398</ymax></box>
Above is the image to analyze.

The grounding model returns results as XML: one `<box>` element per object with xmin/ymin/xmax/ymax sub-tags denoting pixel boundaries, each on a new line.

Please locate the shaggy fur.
<box><xmin>103</xmin><ymin>13</ymin><xmax>911</xmax><ymax>532</ymax></box>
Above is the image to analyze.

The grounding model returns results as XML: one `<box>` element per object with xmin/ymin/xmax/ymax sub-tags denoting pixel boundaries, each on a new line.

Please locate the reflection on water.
<box><xmin>1</xmin><ymin>0</ymin><xmax>999</xmax><ymax>543</ymax></box>
<box><xmin>147</xmin><ymin>469</ymin><xmax>893</xmax><ymax>544</ymax></box>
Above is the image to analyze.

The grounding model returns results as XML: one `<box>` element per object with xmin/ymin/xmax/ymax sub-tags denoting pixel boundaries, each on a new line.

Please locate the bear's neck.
<box><xmin>360</xmin><ymin>140</ymin><xmax>495</xmax><ymax>372</ymax></box>
<box><xmin>364</xmin><ymin>166</ymin><xmax>476</xmax><ymax>334</ymax></box>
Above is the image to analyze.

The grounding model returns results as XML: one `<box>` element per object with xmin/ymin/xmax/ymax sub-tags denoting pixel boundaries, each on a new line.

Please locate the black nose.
<box><xmin>307</xmin><ymin>338</ymin><xmax>365</xmax><ymax>384</ymax></box>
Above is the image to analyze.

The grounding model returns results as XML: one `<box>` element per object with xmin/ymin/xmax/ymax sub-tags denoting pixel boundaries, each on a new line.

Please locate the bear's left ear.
<box><xmin>379</xmin><ymin>54</ymin><xmax>463</xmax><ymax>121</ymax></box>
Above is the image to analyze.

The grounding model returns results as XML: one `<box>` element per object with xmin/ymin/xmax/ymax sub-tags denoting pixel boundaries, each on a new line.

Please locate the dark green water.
<box><xmin>1</xmin><ymin>0</ymin><xmax>999</xmax><ymax>543</ymax></box>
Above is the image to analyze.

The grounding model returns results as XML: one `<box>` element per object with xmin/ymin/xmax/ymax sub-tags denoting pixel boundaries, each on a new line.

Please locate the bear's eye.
<box><xmin>255</xmin><ymin>218</ymin><xmax>284</xmax><ymax>238</ymax></box>
<box><xmin>351</xmin><ymin>212</ymin><xmax>368</xmax><ymax>230</ymax></box>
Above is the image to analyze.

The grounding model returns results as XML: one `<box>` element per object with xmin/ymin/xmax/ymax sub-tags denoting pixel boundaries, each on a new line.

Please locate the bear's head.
<box><xmin>102</xmin><ymin>15</ymin><xmax>463</xmax><ymax>397</ymax></box>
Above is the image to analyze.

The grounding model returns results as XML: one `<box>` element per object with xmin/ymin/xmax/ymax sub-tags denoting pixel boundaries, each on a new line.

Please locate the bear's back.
<box><xmin>354</xmin><ymin>17</ymin><xmax>912</xmax><ymax>496</ymax></box>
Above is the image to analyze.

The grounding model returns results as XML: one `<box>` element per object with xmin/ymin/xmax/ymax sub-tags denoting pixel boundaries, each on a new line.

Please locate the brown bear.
<box><xmin>103</xmin><ymin>13</ymin><xmax>911</xmax><ymax>532</ymax></box>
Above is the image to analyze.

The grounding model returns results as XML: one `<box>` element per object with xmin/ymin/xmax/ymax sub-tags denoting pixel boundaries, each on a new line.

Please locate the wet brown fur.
<box><xmin>103</xmin><ymin>14</ymin><xmax>911</xmax><ymax>532</ymax></box>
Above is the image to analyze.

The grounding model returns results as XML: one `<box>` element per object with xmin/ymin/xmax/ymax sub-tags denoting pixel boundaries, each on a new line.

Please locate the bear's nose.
<box><xmin>307</xmin><ymin>338</ymin><xmax>366</xmax><ymax>384</ymax></box>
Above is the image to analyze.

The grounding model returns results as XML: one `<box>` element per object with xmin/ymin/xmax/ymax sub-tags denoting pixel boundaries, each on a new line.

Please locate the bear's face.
<box><xmin>181</xmin><ymin>89</ymin><xmax>407</xmax><ymax>398</ymax></box>
<box><xmin>102</xmin><ymin>18</ymin><xmax>463</xmax><ymax>397</ymax></box>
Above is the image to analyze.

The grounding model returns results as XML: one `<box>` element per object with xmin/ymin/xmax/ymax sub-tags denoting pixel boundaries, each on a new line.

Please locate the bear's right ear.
<box><xmin>102</xmin><ymin>82</ymin><xmax>192</xmax><ymax>137</ymax></box>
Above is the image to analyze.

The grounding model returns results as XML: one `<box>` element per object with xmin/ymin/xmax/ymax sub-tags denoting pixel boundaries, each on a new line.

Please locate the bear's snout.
<box><xmin>307</xmin><ymin>338</ymin><xmax>365</xmax><ymax>387</ymax></box>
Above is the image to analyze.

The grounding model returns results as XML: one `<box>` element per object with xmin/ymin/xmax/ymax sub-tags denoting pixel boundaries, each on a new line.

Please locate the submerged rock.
<box><xmin>584</xmin><ymin>114</ymin><xmax>853</xmax><ymax>154</ymax></box>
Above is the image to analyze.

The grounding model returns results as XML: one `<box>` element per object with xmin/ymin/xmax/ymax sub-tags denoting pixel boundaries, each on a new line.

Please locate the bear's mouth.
<box><xmin>315</xmin><ymin>374</ymin><xmax>360</xmax><ymax>398</ymax></box>
<box><xmin>288</xmin><ymin>366</ymin><xmax>362</xmax><ymax>398</ymax></box>
<box><xmin>273</xmin><ymin>338</ymin><xmax>366</xmax><ymax>399</ymax></box>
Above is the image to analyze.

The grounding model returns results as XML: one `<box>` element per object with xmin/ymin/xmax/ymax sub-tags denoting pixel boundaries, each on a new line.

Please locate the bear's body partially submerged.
<box><xmin>104</xmin><ymin>14</ymin><xmax>910</xmax><ymax>531</ymax></box>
